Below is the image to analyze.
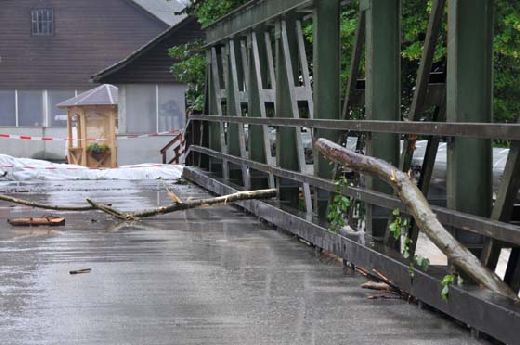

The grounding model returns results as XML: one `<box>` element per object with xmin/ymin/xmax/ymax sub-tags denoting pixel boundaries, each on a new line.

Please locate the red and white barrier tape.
<box><xmin>0</xmin><ymin>163</ymin><xmax>172</xmax><ymax>171</ymax></box>
<box><xmin>0</xmin><ymin>129</ymin><xmax>181</xmax><ymax>142</ymax></box>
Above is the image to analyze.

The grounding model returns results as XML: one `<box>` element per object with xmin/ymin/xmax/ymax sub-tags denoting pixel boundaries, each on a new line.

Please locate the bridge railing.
<box><xmin>183</xmin><ymin>0</ymin><xmax>520</xmax><ymax>342</ymax></box>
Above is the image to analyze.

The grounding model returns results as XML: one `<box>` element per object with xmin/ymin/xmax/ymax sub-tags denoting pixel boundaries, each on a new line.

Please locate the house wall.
<box><xmin>0</xmin><ymin>0</ymin><xmax>167</xmax><ymax>89</ymax></box>
<box><xmin>0</xmin><ymin>126</ymin><xmax>178</xmax><ymax>165</ymax></box>
<box><xmin>0</xmin><ymin>127</ymin><xmax>68</xmax><ymax>161</ymax></box>
<box><xmin>95</xmin><ymin>18</ymin><xmax>203</xmax><ymax>84</ymax></box>
<box><xmin>0</xmin><ymin>82</ymin><xmax>187</xmax><ymax>165</ymax></box>
<box><xmin>117</xmin><ymin>83</ymin><xmax>186</xmax><ymax>134</ymax></box>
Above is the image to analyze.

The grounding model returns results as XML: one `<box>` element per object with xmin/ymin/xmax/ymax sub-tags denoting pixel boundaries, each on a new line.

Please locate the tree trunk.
<box><xmin>315</xmin><ymin>138</ymin><xmax>519</xmax><ymax>301</ymax></box>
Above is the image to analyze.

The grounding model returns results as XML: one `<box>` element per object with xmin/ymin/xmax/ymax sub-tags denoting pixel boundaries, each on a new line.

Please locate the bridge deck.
<box><xmin>0</xmin><ymin>180</ymin><xmax>484</xmax><ymax>344</ymax></box>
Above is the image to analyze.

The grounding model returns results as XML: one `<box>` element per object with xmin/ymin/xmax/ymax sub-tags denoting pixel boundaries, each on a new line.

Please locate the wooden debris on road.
<box><xmin>0</xmin><ymin>189</ymin><xmax>277</xmax><ymax>221</ymax></box>
<box><xmin>8</xmin><ymin>216</ymin><xmax>65</xmax><ymax>227</ymax></box>
<box><xmin>361</xmin><ymin>281</ymin><xmax>393</xmax><ymax>292</ymax></box>
<box><xmin>69</xmin><ymin>268</ymin><xmax>92</xmax><ymax>275</ymax></box>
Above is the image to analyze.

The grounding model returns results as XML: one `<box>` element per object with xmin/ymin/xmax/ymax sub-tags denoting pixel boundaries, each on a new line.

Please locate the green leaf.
<box><xmin>441</xmin><ymin>285</ymin><xmax>450</xmax><ymax>301</ymax></box>
<box><xmin>414</xmin><ymin>256</ymin><xmax>430</xmax><ymax>271</ymax></box>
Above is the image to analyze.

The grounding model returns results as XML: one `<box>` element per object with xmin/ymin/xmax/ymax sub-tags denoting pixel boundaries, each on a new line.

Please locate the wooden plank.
<box><xmin>8</xmin><ymin>216</ymin><xmax>65</xmax><ymax>227</ymax></box>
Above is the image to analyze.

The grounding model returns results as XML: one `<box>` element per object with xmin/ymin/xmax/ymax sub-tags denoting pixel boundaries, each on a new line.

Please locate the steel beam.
<box><xmin>205</xmin><ymin>0</ymin><xmax>312</xmax><ymax>46</ymax></box>
<box><xmin>274</xmin><ymin>17</ymin><xmax>303</xmax><ymax>209</ymax></box>
<box><xmin>362</xmin><ymin>0</ymin><xmax>402</xmax><ymax>238</ymax></box>
<box><xmin>188</xmin><ymin>115</ymin><xmax>520</xmax><ymax>140</ymax></box>
<box><xmin>206</xmin><ymin>50</ymin><xmax>223</xmax><ymax>176</ymax></box>
<box><xmin>447</xmin><ymin>0</ymin><xmax>493</xmax><ymax>253</ymax></box>
<box><xmin>187</xmin><ymin>145</ymin><xmax>520</xmax><ymax>246</ymax></box>
<box><xmin>184</xmin><ymin>165</ymin><xmax>520</xmax><ymax>345</ymax></box>
<box><xmin>312</xmin><ymin>0</ymin><xmax>341</xmax><ymax>217</ymax></box>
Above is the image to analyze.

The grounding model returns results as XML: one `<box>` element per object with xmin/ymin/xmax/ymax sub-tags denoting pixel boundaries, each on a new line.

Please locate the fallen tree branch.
<box><xmin>86</xmin><ymin>199</ymin><xmax>132</xmax><ymax>220</ymax></box>
<box><xmin>105</xmin><ymin>189</ymin><xmax>277</xmax><ymax>220</ymax></box>
<box><xmin>0</xmin><ymin>194</ymin><xmax>94</xmax><ymax>211</ymax></box>
<box><xmin>315</xmin><ymin>138</ymin><xmax>519</xmax><ymax>302</ymax></box>
<box><xmin>0</xmin><ymin>189</ymin><xmax>277</xmax><ymax>221</ymax></box>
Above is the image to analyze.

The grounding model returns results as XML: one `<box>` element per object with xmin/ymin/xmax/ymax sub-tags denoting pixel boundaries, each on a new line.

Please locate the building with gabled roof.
<box><xmin>0</xmin><ymin>0</ymin><xmax>194</xmax><ymax>162</ymax></box>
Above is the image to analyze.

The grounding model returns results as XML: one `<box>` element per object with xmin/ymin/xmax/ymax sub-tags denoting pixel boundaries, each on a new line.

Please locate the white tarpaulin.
<box><xmin>0</xmin><ymin>154</ymin><xmax>183</xmax><ymax>181</ymax></box>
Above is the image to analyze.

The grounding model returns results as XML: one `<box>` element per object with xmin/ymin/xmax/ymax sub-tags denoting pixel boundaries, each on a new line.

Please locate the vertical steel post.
<box><xmin>224</xmin><ymin>40</ymin><xmax>248</xmax><ymax>187</ymax></box>
<box><xmin>447</xmin><ymin>0</ymin><xmax>493</xmax><ymax>254</ymax></box>
<box><xmin>206</xmin><ymin>50</ymin><xmax>222</xmax><ymax>176</ymax></box>
<box><xmin>275</xmin><ymin>16</ymin><xmax>300</xmax><ymax>208</ymax></box>
<box><xmin>364</xmin><ymin>0</ymin><xmax>401</xmax><ymax>238</ymax></box>
<box><xmin>247</xmin><ymin>30</ymin><xmax>273</xmax><ymax>189</ymax></box>
<box><xmin>313</xmin><ymin>0</ymin><xmax>341</xmax><ymax>217</ymax></box>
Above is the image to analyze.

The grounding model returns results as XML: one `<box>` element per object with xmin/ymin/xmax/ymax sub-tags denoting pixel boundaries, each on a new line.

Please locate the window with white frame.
<box><xmin>31</xmin><ymin>9</ymin><xmax>54</xmax><ymax>36</ymax></box>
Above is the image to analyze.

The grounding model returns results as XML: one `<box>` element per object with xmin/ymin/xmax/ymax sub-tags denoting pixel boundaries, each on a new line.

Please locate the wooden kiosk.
<box><xmin>58</xmin><ymin>85</ymin><xmax>118</xmax><ymax>168</ymax></box>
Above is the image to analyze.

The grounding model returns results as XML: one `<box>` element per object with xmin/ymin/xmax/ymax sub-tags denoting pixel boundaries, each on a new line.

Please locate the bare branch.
<box><xmin>0</xmin><ymin>194</ymin><xmax>94</xmax><ymax>211</ymax></box>
<box><xmin>0</xmin><ymin>189</ymin><xmax>277</xmax><ymax>222</ymax></box>
<box><xmin>315</xmin><ymin>138</ymin><xmax>519</xmax><ymax>302</ymax></box>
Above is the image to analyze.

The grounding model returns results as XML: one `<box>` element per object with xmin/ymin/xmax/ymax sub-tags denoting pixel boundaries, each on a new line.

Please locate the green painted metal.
<box><xmin>363</xmin><ymin>0</ymin><xmax>401</xmax><ymax>238</ymax></box>
<box><xmin>245</xmin><ymin>33</ymin><xmax>269</xmax><ymax>189</ymax></box>
<box><xmin>206</xmin><ymin>50</ymin><xmax>223</xmax><ymax>176</ymax></box>
<box><xmin>247</xmin><ymin>30</ymin><xmax>276</xmax><ymax>188</ymax></box>
<box><xmin>482</xmin><ymin>118</ymin><xmax>520</xmax><ymax>280</ymax></box>
<box><xmin>183</xmin><ymin>0</ymin><xmax>520</xmax><ymax>337</ymax></box>
<box><xmin>205</xmin><ymin>0</ymin><xmax>312</xmax><ymax>46</ymax></box>
<box><xmin>189</xmin><ymin>115</ymin><xmax>520</xmax><ymax>140</ymax></box>
<box><xmin>400</xmin><ymin>0</ymin><xmax>445</xmax><ymax>173</ymax></box>
<box><xmin>246</xmin><ymin>33</ymin><xmax>266</xmax><ymax>165</ymax></box>
<box><xmin>224</xmin><ymin>40</ymin><xmax>248</xmax><ymax>185</ymax></box>
<box><xmin>447</xmin><ymin>0</ymin><xmax>493</xmax><ymax>252</ymax></box>
<box><xmin>313</xmin><ymin>0</ymin><xmax>341</xmax><ymax>217</ymax></box>
<box><xmin>274</xmin><ymin>16</ymin><xmax>300</xmax><ymax>208</ymax></box>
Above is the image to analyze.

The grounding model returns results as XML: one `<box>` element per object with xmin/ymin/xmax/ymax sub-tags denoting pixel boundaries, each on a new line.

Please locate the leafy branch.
<box><xmin>327</xmin><ymin>177</ymin><xmax>351</xmax><ymax>233</ymax></box>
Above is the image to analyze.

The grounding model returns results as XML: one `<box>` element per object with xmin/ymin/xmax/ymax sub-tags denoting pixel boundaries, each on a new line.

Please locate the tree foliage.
<box><xmin>171</xmin><ymin>0</ymin><xmax>519</xmax><ymax>122</ymax></box>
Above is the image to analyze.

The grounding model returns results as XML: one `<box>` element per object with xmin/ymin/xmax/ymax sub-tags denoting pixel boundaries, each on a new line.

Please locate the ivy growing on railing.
<box><xmin>327</xmin><ymin>176</ymin><xmax>351</xmax><ymax>233</ymax></box>
<box><xmin>389</xmin><ymin>209</ymin><xmax>430</xmax><ymax>277</ymax></box>
<box><xmin>389</xmin><ymin>208</ymin><xmax>464</xmax><ymax>301</ymax></box>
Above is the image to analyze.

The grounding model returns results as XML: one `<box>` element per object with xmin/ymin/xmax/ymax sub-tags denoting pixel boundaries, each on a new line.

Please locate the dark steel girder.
<box><xmin>184</xmin><ymin>166</ymin><xmax>520</xmax><ymax>345</ymax></box>
<box><xmin>187</xmin><ymin>145</ymin><xmax>520</xmax><ymax>246</ymax></box>
<box><xmin>205</xmin><ymin>0</ymin><xmax>312</xmax><ymax>46</ymax></box>
<box><xmin>188</xmin><ymin>115</ymin><xmax>520</xmax><ymax>141</ymax></box>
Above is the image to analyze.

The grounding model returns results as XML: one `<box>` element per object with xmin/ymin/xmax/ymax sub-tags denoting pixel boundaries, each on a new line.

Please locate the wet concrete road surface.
<box><xmin>0</xmin><ymin>180</ymin><xmax>486</xmax><ymax>344</ymax></box>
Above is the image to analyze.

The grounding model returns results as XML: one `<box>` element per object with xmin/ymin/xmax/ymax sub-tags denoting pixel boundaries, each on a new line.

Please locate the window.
<box><xmin>48</xmin><ymin>90</ymin><xmax>75</xmax><ymax>127</ymax></box>
<box><xmin>0</xmin><ymin>91</ymin><xmax>16</xmax><ymax>126</ymax></box>
<box><xmin>125</xmin><ymin>84</ymin><xmax>156</xmax><ymax>134</ymax></box>
<box><xmin>18</xmin><ymin>90</ymin><xmax>43</xmax><ymax>127</ymax></box>
<box><xmin>31</xmin><ymin>9</ymin><xmax>54</xmax><ymax>36</ymax></box>
<box><xmin>158</xmin><ymin>84</ymin><xmax>185</xmax><ymax>132</ymax></box>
